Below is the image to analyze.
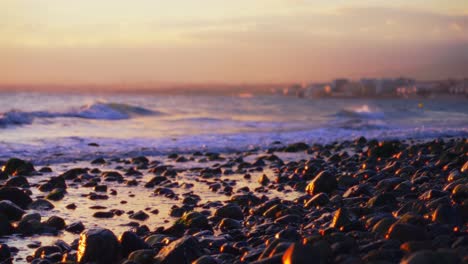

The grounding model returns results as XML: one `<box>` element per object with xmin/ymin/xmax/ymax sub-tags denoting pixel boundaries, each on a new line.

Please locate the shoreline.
<box><xmin>0</xmin><ymin>136</ymin><xmax>466</xmax><ymax>263</ymax></box>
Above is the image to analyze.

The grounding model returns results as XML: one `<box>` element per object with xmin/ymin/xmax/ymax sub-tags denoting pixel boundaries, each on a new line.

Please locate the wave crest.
<box><xmin>0</xmin><ymin>102</ymin><xmax>160</xmax><ymax>127</ymax></box>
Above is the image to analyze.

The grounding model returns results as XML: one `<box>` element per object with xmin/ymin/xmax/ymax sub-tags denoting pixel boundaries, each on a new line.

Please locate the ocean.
<box><xmin>1</xmin><ymin>92</ymin><xmax>468</xmax><ymax>164</ymax></box>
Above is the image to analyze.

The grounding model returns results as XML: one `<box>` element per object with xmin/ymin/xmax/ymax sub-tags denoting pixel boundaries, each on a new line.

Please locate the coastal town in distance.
<box><xmin>277</xmin><ymin>77</ymin><xmax>468</xmax><ymax>99</ymax></box>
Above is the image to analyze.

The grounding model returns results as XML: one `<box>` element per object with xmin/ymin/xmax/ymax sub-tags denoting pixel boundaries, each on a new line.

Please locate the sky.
<box><xmin>1</xmin><ymin>0</ymin><xmax>468</xmax><ymax>86</ymax></box>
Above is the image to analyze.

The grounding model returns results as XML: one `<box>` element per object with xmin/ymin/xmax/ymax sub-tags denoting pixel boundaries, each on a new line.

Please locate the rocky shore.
<box><xmin>0</xmin><ymin>137</ymin><xmax>467</xmax><ymax>264</ymax></box>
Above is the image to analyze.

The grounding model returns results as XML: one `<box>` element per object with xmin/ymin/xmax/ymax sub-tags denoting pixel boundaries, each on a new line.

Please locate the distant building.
<box><xmin>449</xmin><ymin>79</ymin><xmax>468</xmax><ymax>95</ymax></box>
<box><xmin>304</xmin><ymin>83</ymin><xmax>329</xmax><ymax>97</ymax></box>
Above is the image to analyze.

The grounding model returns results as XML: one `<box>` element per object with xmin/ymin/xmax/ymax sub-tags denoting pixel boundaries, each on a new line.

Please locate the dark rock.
<box><xmin>44</xmin><ymin>216</ymin><xmax>66</xmax><ymax>230</ymax></box>
<box><xmin>214</xmin><ymin>204</ymin><xmax>244</xmax><ymax>220</ymax></box>
<box><xmin>0</xmin><ymin>187</ymin><xmax>32</xmax><ymax>209</ymax></box>
<box><xmin>0</xmin><ymin>244</ymin><xmax>11</xmax><ymax>263</ymax></box>
<box><xmin>284</xmin><ymin>142</ymin><xmax>309</xmax><ymax>152</ymax></box>
<box><xmin>29</xmin><ymin>199</ymin><xmax>55</xmax><ymax>211</ymax></box>
<box><xmin>306</xmin><ymin>171</ymin><xmax>337</xmax><ymax>195</ymax></box>
<box><xmin>2</xmin><ymin>158</ymin><xmax>35</xmax><ymax>176</ymax></box>
<box><xmin>77</xmin><ymin>228</ymin><xmax>120</xmax><ymax>264</ymax></box>
<box><xmin>5</xmin><ymin>176</ymin><xmax>29</xmax><ymax>187</ymax></box>
<box><xmin>130</xmin><ymin>211</ymin><xmax>149</xmax><ymax>221</ymax></box>
<box><xmin>219</xmin><ymin>218</ymin><xmax>242</xmax><ymax>231</ymax></box>
<box><xmin>304</xmin><ymin>193</ymin><xmax>329</xmax><ymax>208</ymax></box>
<box><xmin>46</xmin><ymin>188</ymin><xmax>66</xmax><ymax>201</ymax></box>
<box><xmin>60</xmin><ymin>168</ymin><xmax>88</xmax><ymax>180</ymax></box>
<box><xmin>93</xmin><ymin>211</ymin><xmax>114</xmax><ymax>218</ymax></box>
<box><xmin>128</xmin><ymin>249</ymin><xmax>155</xmax><ymax>264</ymax></box>
<box><xmin>33</xmin><ymin>245</ymin><xmax>62</xmax><ymax>259</ymax></box>
<box><xmin>153</xmin><ymin>236</ymin><xmax>202</xmax><ymax>264</ymax></box>
<box><xmin>386</xmin><ymin>223</ymin><xmax>427</xmax><ymax>242</ymax></box>
<box><xmin>66</xmin><ymin>221</ymin><xmax>85</xmax><ymax>234</ymax></box>
<box><xmin>192</xmin><ymin>255</ymin><xmax>219</xmax><ymax>264</ymax></box>
<box><xmin>282</xmin><ymin>241</ymin><xmax>330</xmax><ymax>264</ymax></box>
<box><xmin>118</xmin><ymin>231</ymin><xmax>149</xmax><ymax>258</ymax></box>
<box><xmin>176</xmin><ymin>211</ymin><xmax>210</xmax><ymax>230</ymax></box>
<box><xmin>0</xmin><ymin>200</ymin><xmax>25</xmax><ymax>221</ymax></box>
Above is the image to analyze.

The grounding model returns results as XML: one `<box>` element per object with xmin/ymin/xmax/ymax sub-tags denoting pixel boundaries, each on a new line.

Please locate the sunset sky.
<box><xmin>1</xmin><ymin>0</ymin><xmax>467</xmax><ymax>86</ymax></box>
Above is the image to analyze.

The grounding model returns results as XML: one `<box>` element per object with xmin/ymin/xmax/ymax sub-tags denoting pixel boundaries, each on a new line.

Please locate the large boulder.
<box><xmin>77</xmin><ymin>228</ymin><xmax>121</xmax><ymax>264</ymax></box>
<box><xmin>0</xmin><ymin>187</ymin><xmax>32</xmax><ymax>209</ymax></box>
<box><xmin>153</xmin><ymin>236</ymin><xmax>202</xmax><ymax>264</ymax></box>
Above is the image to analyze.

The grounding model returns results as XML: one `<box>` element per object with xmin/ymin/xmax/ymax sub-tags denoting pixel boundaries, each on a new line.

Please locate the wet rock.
<box><xmin>192</xmin><ymin>255</ymin><xmax>219</xmax><ymax>264</ymax></box>
<box><xmin>386</xmin><ymin>223</ymin><xmax>427</xmax><ymax>242</ymax></box>
<box><xmin>153</xmin><ymin>235</ymin><xmax>202</xmax><ymax>264</ymax></box>
<box><xmin>451</xmin><ymin>184</ymin><xmax>467</xmax><ymax>203</ymax></box>
<box><xmin>282</xmin><ymin>241</ymin><xmax>330</xmax><ymax>264</ymax></box>
<box><xmin>219</xmin><ymin>218</ymin><xmax>242</xmax><ymax>231</ymax></box>
<box><xmin>401</xmin><ymin>250</ymin><xmax>461</xmax><ymax>264</ymax></box>
<box><xmin>176</xmin><ymin>211</ymin><xmax>210</xmax><ymax>230</ymax></box>
<box><xmin>130</xmin><ymin>211</ymin><xmax>149</xmax><ymax>221</ymax></box>
<box><xmin>284</xmin><ymin>142</ymin><xmax>309</xmax><ymax>152</ymax></box>
<box><xmin>66</xmin><ymin>221</ymin><xmax>85</xmax><ymax>234</ymax></box>
<box><xmin>46</xmin><ymin>188</ymin><xmax>66</xmax><ymax>201</ymax></box>
<box><xmin>119</xmin><ymin>231</ymin><xmax>149</xmax><ymax>258</ymax></box>
<box><xmin>44</xmin><ymin>216</ymin><xmax>66</xmax><ymax>230</ymax></box>
<box><xmin>77</xmin><ymin>228</ymin><xmax>120</xmax><ymax>264</ymax></box>
<box><xmin>5</xmin><ymin>176</ymin><xmax>29</xmax><ymax>188</ymax></box>
<box><xmin>258</xmin><ymin>174</ymin><xmax>270</xmax><ymax>186</ymax></box>
<box><xmin>128</xmin><ymin>249</ymin><xmax>156</xmax><ymax>264</ymax></box>
<box><xmin>0</xmin><ymin>187</ymin><xmax>32</xmax><ymax>209</ymax></box>
<box><xmin>0</xmin><ymin>200</ymin><xmax>25</xmax><ymax>221</ymax></box>
<box><xmin>366</xmin><ymin>193</ymin><xmax>397</xmax><ymax>209</ymax></box>
<box><xmin>0</xmin><ymin>215</ymin><xmax>13</xmax><ymax>236</ymax></box>
<box><xmin>304</xmin><ymin>193</ymin><xmax>329</xmax><ymax>208</ymax></box>
<box><xmin>0</xmin><ymin>244</ymin><xmax>11</xmax><ymax>263</ymax></box>
<box><xmin>60</xmin><ymin>168</ymin><xmax>88</xmax><ymax>180</ymax></box>
<box><xmin>330</xmin><ymin>208</ymin><xmax>352</xmax><ymax>229</ymax></box>
<box><xmin>93</xmin><ymin>211</ymin><xmax>114</xmax><ymax>218</ymax></box>
<box><xmin>2</xmin><ymin>158</ymin><xmax>35</xmax><ymax>176</ymax></box>
<box><xmin>306</xmin><ymin>171</ymin><xmax>338</xmax><ymax>195</ymax></box>
<box><xmin>432</xmin><ymin>204</ymin><xmax>460</xmax><ymax>226</ymax></box>
<box><xmin>214</xmin><ymin>204</ymin><xmax>244</xmax><ymax>220</ymax></box>
<box><xmin>91</xmin><ymin>157</ymin><xmax>106</xmax><ymax>164</ymax></box>
<box><xmin>33</xmin><ymin>245</ymin><xmax>62</xmax><ymax>259</ymax></box>
<box><xmin>29</xmin><ymin>199</ymin><xmax>55</xmax><ymax>211</ymax></box>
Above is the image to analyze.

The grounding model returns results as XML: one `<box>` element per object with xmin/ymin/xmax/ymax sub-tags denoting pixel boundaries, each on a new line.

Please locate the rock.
<box><xmin>46</xmin><ymin>188</ymin><xmax>66</xmax><ymax>201</ymax></box>
<box><xmin>2</xmin><ymin>158</ymin><xmax>35</xmax><ymax>176</ymax></box>
<box><xmin>66</xmin><ymin>221</ymin><xmax>85</xmax><ymax>234</ymax></box>
<box><xmin>0</xmin><ymin>244</ymin><xmax>11</xmax><ymax>263</ymax></box>
<box><xmin>129</xmin><ymin>211</ymin><xmax>149</xmax><ymax>221</ymax></box>
<box><xmin>432</xmin><ymin>204</ymin><xmax>459</xmax><ymax>226</ymax></box>
<box><xmin>91</xmin><ymin>157</ymin><xmax>106</xmax><ymax>164</ymax></box>
<box><xmin>451</xmin><ymin>184</ymin><xmax>467</xmax><ymax>203</ymax></box>
<box><xmin>401</xmin><ymin>250</ymin><xmax>461</xmax><ymax>264</ymax></box>
<box><xmin>153</xmin><ymin>235</ymin><xmax>202</xmax><ymax>264</ymax></box>
<box><xmin>282</xmin><ymin>241</ymin><xmax>330</xmax><ymax>264</ymax></box>
<box><xmin>214</xmin><ymin>204</ymin><xmax>244</xmax><ymax>220</ymax></box>
<box><xmin>29</xmin><ymin>199</ymin><xmax>55</xmax><ymax>211</ymax></box>
<box><xmin>304</xmin><ymin>193</ymin><xmax>329</xmax><ymax>208</ymax></box>
<box><xmin>386</xmin><ymin>223</ymin><xmax>427</xmax><ymax>242</ymax></box>
<box><xmin>366</xmin><ymin>193</ymin><xmax>397</xmax><ymax>209</ymax></box>
<box><xmin>77</xmin><ymin>228</ymin><xmax>120</xmax><ymax>264</ymax></box>
<box><xmin>33</xmin><ymin>245</ymin><xmax>62</xmax><ymax>259</ymax></box>
<box><xmin>119</xmin><ymin>231</ymin><xmax>149</xmax><ymax>257</ymax></box>
<box><xmin>284</xmin><ymin>142</ymin><xmax>309</xmax><ymax>152</ymax></box>
<box><xmin>128</xmin><ymin>249</ymin><xmax>156</xmax><ymax>264</ymax></box>
<box><xmin>219</xmin><ymin>218</ymin><xmax>242</xmax><ymax>231</ymax></box>
<box><xmin>176</xmin><ymin>211</ymin><xmax>210</xmax><ymax>230</ymax></box>
<box><xmin>306</xmin><ymin>171</ymin><xmax>338</xmax><ymax>195</ymax></box>
<box><xmin>0</xmin><ymin>214</ymin><xmax>13</xmax><ymax>236</ymax></box>
<box><xmin>5</xmin><ymin>176</ymin><xmax>29</xmax><ymax>187</ymax></box>
<box><xmin>60</xmin><ymin>168</ymin><xmax>88</xmax><ymax>180</ymax></box>
<box><xmin>330</xmin><ymin>208</ymin><xmax>352</xmax><ymax>229</ymax></box>
<box><xmin>258</xmin><ymin>174</ymin><xmax>270</xmax><ymax>185</ymax></box>
<box><xmin>192</xmin><ymin>255</ymin><xmax>219</xmax><ymax>264</ymax></box>
<box><xmin>93</xmin><ymin>211</ymin><xmax>114</xmax><ymax>218</ymax></box>
<box><xmin>44</xmin><ymin>216</ymin><xmax>66</xmax><ymax>230</ymax></box>
<box><xmin>0</xmin><ymin>200</ymin><xmax>25</xmax><ymax>221</ymax></box>
<box><xmin>0</xmin><ymin>187</ymin><xmax>32</xmax><ymax>209</ymax></box>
